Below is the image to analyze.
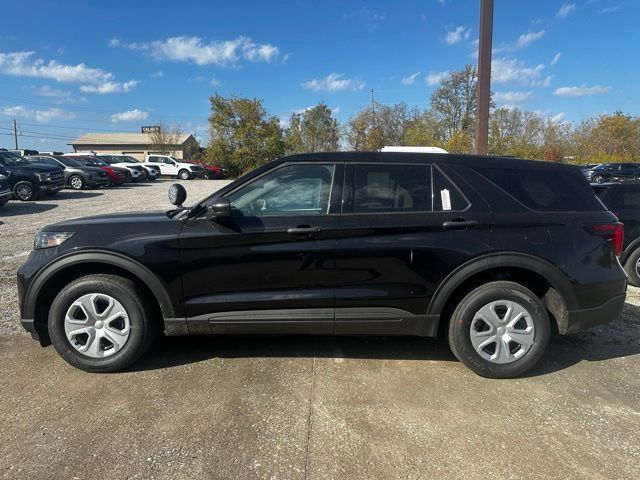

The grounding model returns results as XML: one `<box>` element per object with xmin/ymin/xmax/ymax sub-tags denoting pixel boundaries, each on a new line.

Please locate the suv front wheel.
<box><xmin>48</xmin><ymin>274</ymin><xmax>157</xmax><ymax>372</ymax></box>
<box><xmin>13</xmin><ymin>180</ymin><xmax>37</xmax><ymax>201</ymax></box>
<box><xmin>448</xmin><ymin>281</ymin><xmax>550</xmax><ymax>378</ymax></box>
<box><xmin>178</xmin><ymin>169</ymin><xmax>192</xmax><ymax>180</ymax></box>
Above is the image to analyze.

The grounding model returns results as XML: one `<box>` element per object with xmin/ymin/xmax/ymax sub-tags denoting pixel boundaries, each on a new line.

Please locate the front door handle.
<box><xmin>287</xmin><ymin>226</ymin><xmax>321</xmax><ymax>236</ymax></box>
<box><xmin>442</xmin><ymin>219</ymin><xmax>478</xmax><ymax>230</ymax></box>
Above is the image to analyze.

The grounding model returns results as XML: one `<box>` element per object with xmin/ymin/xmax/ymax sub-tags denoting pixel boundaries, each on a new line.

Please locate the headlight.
<box><xmin>34</xmin><ymin>231</ymin><xmax>75</xmax><ymax>249</ymax></box>
<box><xmin>35</xmin><ymin>172</ymin><xmax>50</xmax><ymax>181</ymax></box>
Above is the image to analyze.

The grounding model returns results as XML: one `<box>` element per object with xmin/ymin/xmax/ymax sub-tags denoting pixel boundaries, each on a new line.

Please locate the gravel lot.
<box><xmin>1</xmin><ymin>179</ymin><xmax>639</xmax><ymax>479</ymax></box>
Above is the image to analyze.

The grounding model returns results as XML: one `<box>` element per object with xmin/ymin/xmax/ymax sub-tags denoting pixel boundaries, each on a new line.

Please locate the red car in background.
<box><xmin>69</xmin><ymin>155</ymin><xmax>129</xmax><ymax>185</ymax></box>
<box><xmin>193</xmin><ymin>162</ymin><xmax>226</xmax><ymax>179</ymax></box>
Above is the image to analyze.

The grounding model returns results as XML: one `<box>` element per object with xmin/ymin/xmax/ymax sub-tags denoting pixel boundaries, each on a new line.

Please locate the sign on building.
<box><xmin>141</xmin><ymin>126</ymin><xmax>161</xmax><ymax>134</ymax></box>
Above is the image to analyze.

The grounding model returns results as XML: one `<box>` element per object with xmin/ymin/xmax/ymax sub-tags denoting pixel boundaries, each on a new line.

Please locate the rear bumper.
<box><xmin>565</xmin><ymin>293</ymin><xmax>626</xmax><ymax>334</ymax></box>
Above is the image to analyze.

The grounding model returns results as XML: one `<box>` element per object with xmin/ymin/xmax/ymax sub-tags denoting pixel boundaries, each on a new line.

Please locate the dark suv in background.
<box><xmin>583</xmin><ymin>163</ymin><xmax>640</xmax><ymax>183</ymax></box>
<box><xmin>17</xmin><ymin>152</ymin><xmax>626</xmax><ymax>378</ymax></box>
<box><xmin>26</xmin><ymin>155</ymin><xmax>111</xmax><ymax>190</ymax></box>
<box><xmin>593</xmin><ymin>182</ymin><xmax>640</xmax><ymax>285</ymax></box>
<box><xmin>0</xmin><ymin>149</ymin><xmax>65</xmax><ymax>200</ymax></box>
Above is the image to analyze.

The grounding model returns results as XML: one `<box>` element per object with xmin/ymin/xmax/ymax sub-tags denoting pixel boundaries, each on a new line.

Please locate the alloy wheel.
<box><xmin>469</xmin><ymin>300</ymin><xmax>535</xmax><ymax>364</ymax></box>
<box><xmin>64</xmin><ymin>293</ymin><xmax>131</xmax><ymax>358</ymax></box>
<box><xmin>70</xmin><ymin>176</ymin><xmax>84</xmax><ymax>190</ymax></box>
<box><xmin>15</xmin><ymin>184</ymin><xmax>33</xmax><ymax>200</ymax></box>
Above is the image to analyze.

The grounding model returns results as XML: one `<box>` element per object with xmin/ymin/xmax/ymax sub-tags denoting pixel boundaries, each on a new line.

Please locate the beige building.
<box><xmin>69</xmin><ymin>132</ymin><xmax>198</xmax><ymax>161</ymax></box>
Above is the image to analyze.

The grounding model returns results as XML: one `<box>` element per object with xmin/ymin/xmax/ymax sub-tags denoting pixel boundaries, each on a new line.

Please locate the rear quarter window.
<box><xmin>475</xmin><ymin>167</ymin><xmax>604</xmax><ymax>212</ymax></box>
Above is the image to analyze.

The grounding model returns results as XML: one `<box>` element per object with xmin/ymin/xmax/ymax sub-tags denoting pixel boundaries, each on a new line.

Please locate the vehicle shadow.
<box><xmin>133</xmin><ymin>302</ymin><xmax>640</xmax><ymax>377</ymax></box>
<box><xmin>53</xmin><ymin>191</ymin><xmax>104</xmax><ymax>200</ymax></box>
<box><xmin>133</xmin><ymin>334</ymin><xmax>457</xmax><ymax>372</ymax></box>
<box><xmin>0</xmin><ymin>202</ymin><xmax>57</xmax><ymax>217</ymax></box>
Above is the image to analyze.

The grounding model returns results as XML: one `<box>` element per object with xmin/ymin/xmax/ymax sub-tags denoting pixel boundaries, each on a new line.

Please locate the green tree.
<box><xmin>284</xmin><ymin>103</ymin><xmax>340</xmax><ymax>154</ymax></box>
<box><xmin>346</xmin><ymin>102</ymin><xmax>412</xmax><ymax>151</ymax></box>
<box><xmin>573</xmin><ymin>112</ymin><xmax>640</xmax><ymax>162</ymax></box>
<box><xmin>429</xmin><ymin>65</ymin><xmax>480</xmax><ymax>141</ymax></box>
<box><xmin>206</xmin><ymin>94</ymin><xmax>284</xmax><ymax>177</ymax></box>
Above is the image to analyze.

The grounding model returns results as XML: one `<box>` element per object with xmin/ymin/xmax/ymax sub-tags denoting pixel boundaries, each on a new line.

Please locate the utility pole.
<box><xmin>475</xmin><ymin>0</ymin><xmax>494</xmax><ymax>155</ymax></box>
<box><xmin>13</xmin><ymin>119</ymin><xmax>18</xmax><ymax>149</ymax></box>
<box><xmin>370</xmin><ymin>89</ymin><xmax>376</xmax><ymax>127</ymax></box>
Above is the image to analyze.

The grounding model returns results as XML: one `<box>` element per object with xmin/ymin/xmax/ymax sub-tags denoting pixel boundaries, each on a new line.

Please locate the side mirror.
<box><xmin>206</xmin><ymin>197</ymin><xmax>232</xmax><ymax>221</ymax></box>
<box><xmin>168</xmin><ymin>183</ymin><xmax>187</xmax><ymax>207</ymax></box>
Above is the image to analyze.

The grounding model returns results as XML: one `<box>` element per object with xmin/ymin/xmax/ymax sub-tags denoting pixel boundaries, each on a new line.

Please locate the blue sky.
<box><xmin>0</xmin><ymin>0</ymin><xmax>638</xmax><ymax>152</ymax></box>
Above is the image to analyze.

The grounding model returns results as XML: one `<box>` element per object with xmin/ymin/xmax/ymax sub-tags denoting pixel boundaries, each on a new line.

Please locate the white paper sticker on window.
<box><xmin>440</xmin><ymin>189</ymin><xmax>451</xmax><ymax>211</ymax></box>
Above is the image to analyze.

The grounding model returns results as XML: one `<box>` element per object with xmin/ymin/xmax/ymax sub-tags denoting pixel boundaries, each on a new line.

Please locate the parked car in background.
<box><xmin>18</xmin><ymin>152</ymin><xmax>626</xmax><ymax>378</ymax></box>
<box><xmin>105</xmin><ymin>154</ymin><xmax>161</xmax><ymax>181</ymax></box>
<box><xmin>144</xmin><ymin>155</ymin><xmax>203</xmax><ymax>179</ymax></box>
<box><xmin>70</xmin><ymin>155</ymin><xmax>129</xmax><ymax>186</ymax></box>
<box><xmin>193</xmin><ymin>162</ymin><xmax>225</xmax><ymax>179</ymax></box>
<box><xmin>64</xmin><ymin>154</ymin><xmax>145</xmax><ymax>182</ymax></box>
<box><xmin>26</xmin><ymin>155</ymin><xmax>110</xmax><ymax>190</ymax></box>
<box><xmin>583</xmin><ymin>163</ymin><xmax>640</xmax><ymax>183</ymax></box>
<box><xmin>0</xmin><ymin>150</ymin><xmax>64</xmax><ymax>200</ymax></box>
<box><xmin>0</xmin><ymin>171</ymin><xmax>11</xmax><ymax>208</ymax></box>
<box><xmin>580</xmin><ymin>163</ymin><xmax>599</xmax><ymax>170</ymax></box>
<box><xmin>593</xmin><ymin>182</ymin><xmax>640</xmax><ymax>286</ymax></box>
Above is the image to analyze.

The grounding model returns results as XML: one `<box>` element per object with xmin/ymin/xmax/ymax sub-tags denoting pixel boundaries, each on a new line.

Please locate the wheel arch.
<box><xmin>428</xmin><ymin>253</ymin><xmax>577</xmax><ymax>336</ymax></box>
<box><xmin>25</xmin><ymin>250</ymin><xmax>175</xmax><ymax>345</ymax></box>
<box><xmin>620</xmin><ymin>238</ymin><xmax>640</xmax><ymax>265</ymax></box>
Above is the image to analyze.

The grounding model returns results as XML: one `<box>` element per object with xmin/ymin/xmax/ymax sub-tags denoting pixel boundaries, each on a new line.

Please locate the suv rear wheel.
<box><xmin>69</xmin><ymin>175</ymin><xmax>85</xmax><ymax>190</ymax></box>
<box><xmin>13</xmin><ymin>181</ymin><xmax>37</xmax><ymax>201</ymax></box>
<box><xmin>448</xmin><ymin>281</ymin><xmax>550</xmax><ymax>378</ymax></box>
<box><xmin>48</xmin><ymin>274</ymin><xmax>157</xmax><ymax>372</ymax></box>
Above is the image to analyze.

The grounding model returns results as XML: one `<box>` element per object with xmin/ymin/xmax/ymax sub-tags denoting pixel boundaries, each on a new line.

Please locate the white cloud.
<box><xmin>492</xmin><ymin>58</ymin><xmax>545</xmax><ymax>85</ymax></box>
<box><xmin>114</xmin><ymin>35</ymin><xmax>281</xmax><ymax>66</ymax></box>
<box><xmin>550</xmin><ymin>52</ymin><xmax>562</xmax><ymax>66</ymax></box>
<box><xmin>445</xmin><ymin>26</ymin><xmax>470</xmax><ymax>45</ymax></box>
<box><xmin>344</xmin><ymin>8</ymin><xmax>385</xmax><ymax>30</ymax></box>
<box><xmin>301</xmin><ymin>73</ymin><xmax>365</xmax><ymax>92</ymax></box>
<box><xmin>551</xmin><ymin>112</ymin><xmax>566</xmax><ymax>123</ymax></box>
<box><xmin>80</xmin><ymin>80</ymin><xmax>138</xmax><ymax>94</ymax></box>
<box><xmin>1</xmin><ymin>105</ymin><xmax>75</xmax><ymax>122</ymax></box>
<box><xmin>601</xmin><ymin>5</ymin><xmax>621</xmax><ymax>14</ymax></box>
<box><xmin>493</xmin><ymin>91</ymin><xmax>534</xmax><ymax>103</ymax></box>
<box><xmin>110</xmin><ymin>109</ymin><xmax>149</xmax><ymax>123</ymax></box>
<box><xmin>33</xmin><ymin>85</ymin><xmax>71</xmax><ymax>98</ymax></box>
<box><xmin>425</xmin><ymin>70</ymin><xmax>449</xmax><ymax>85</ymax></box>
<box><xmin>0</xmin><ymin>51</ymin><xmax>137</xmax><ymax>94</ymax></box>
<box><xmin>151</xmin><ymin>70</ymin><xmax>163</xmax><ymax>78</ymax></box>
<box><xmin>401</xmin><ymin>71</ymin><xmax>421</xmax><ymax>86</ymax></box>
<box><xmin>531</xmin><ymin>75</ymin><xmax>554</xmax><ymax>87</ymax></box>
<box><xmin>209</xmin><ymin>77</ymin><xmax>221</xmax><ymax>87</ymax></box>
<box><xmin>553</xmin><ymin>85</ymin><xmax>611</xmax><ymax>97</ymax></box>
<box><xmin>515</xmin><ymin>30</ymin><xmax>545</xmax><ymax>49</ymax></box>
<box><xmin>557</xmin><ymin>3</ymin><xmax>576</xmax><ymax>17</ymax></box>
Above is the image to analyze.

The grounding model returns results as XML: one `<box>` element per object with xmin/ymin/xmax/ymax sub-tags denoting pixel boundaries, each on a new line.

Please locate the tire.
<box><xmin>448</xmin><ymin>281</ymin><xmax>550</xmax><ymax>379</ymax></box>
<box><xmin>592</xmin><ymin>175</ymin><xmax>604</xmax><ymax>184</ymax></box>
<box><xmin>69</xmin><ymin>175</ymin><xmax>85</xmax><ymax>190</ymax></box>
<box><xmin>13</xmin><ymin>181</ymin><xmax>37</xmax><ymax>201</ymax></box>
<box><xmin>201</xmin><ymin>171</ymin><xmax>212</xmax><ymax>180</ymax></box>
<box><xmin>141</xmin><ymin>170</ymin><xmax>150</xmax><ymax>181</ymax></box>
<box><xmin>48</xmin><ymin>274</ymin><xmax>158</xmax><ymax>373</ymax></box>
<box><xmin>178</xmin><ymin>169</ymin><xmax>191</xmax><ymax>180</ymax></box>
<box><xmin>623</xmin><ymin>248</ymin><xmax>640</xmax><ymax>287</ymax></box>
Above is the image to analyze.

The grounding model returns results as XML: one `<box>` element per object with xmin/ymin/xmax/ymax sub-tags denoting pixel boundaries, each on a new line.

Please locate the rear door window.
<box><xmin>350</xmin><ymin>164</ymin><xmax>431</xmax><ymax>213</ymax></box>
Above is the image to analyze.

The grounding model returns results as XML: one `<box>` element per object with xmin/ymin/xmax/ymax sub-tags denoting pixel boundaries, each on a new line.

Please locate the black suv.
<box><xmin>17</xmin><ymin>153</ymin><xmax>627</xmax><ymax>378</ymax></box>
<box><xmin>0</xmin><ymin>150</ymin><xmax>65</xmax><ymax>200</ymax></box>
<box><xmin>26</xmin><ymin>155</ymin><xmax>110</xmax><ymax>190</ymax></box>
<box><xmin>583</xmin><ymin>162</ymin><xmax>640</xmax><ymax>184</ymax></box>
<box><xmin>593</xmin><ymin>182</ymin><xmax>640</xmax><ymax>285</ymax></box>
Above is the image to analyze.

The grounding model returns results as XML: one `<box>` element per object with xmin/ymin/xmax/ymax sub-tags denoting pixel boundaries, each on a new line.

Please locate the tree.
<box><xmin>148</xmin><ymin>121</ymin><xmax>183</xmax><ymax>156</ymax></box>
<box><xmin>346</xmin><ymin>102</ymin><xmax>412</xmax><ymax>151</ymax></box>
<box><xmin>284</xmin><ymin>103</ymin><xmax>340</xmax><ymax>154</ymax></box>
<box><xmin>429</xmin><ymin>65</ymin><xmax>480</xmax><ymax>142</ymax></box>
<box><xmin>206</xmin><ymin>94</ymin><xmax>284</xmax><ymax>177</ymax></box>
<box><xmin>403</xmin><ymin>109</ymin><xmax>444</xmax><ymax>147</ymax></box>
<box><xmin>573</xmin><ymin>112</ymin><xmax>640</xmax><ymax>162</ymax></box>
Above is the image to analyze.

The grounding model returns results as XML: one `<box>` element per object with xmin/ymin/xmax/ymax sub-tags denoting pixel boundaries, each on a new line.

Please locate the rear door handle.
<box><xmin>287</xmin><ymin>226</ymin><xmax>321</xmax><ymax>236</ymax></box>
<box><xmin>442</xmin><ymin>219</ymin><xmax>479</xmax><ymax>230</ymax></box>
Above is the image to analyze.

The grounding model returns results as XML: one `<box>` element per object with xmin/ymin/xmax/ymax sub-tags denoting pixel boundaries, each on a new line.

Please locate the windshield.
<box><xmin>0</xmin><ymin>151</ymin><xmax>27</xmax><ymax>165</ymax></box>
<box><xmin>123</xmin><ymin>156</ymin><xmax>141</xmax><ymax>163</ymax></box>
<box><xmin>95</xmin><ymin>156</ymin><xmax>114</xmax><ymax>164</ymax></box>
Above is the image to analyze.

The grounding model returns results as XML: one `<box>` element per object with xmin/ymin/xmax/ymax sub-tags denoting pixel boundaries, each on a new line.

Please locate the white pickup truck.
<box><xmin>143</xmin><ymin>155</ymin><xmax>203</xmax><ymax>180</ymax></box>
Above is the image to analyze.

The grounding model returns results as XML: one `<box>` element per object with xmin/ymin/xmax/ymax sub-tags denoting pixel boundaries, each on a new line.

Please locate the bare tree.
<box><xmin>148</xmin><ymin>121</ymin><xmax>183</xmax><ymax>156</ymax></box>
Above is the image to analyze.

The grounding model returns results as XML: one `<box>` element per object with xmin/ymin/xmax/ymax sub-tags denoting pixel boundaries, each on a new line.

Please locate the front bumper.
<box><xmin>39</xmin><ymin>180</ymin><xmax>65</xmax><ymax>193</ymax></box>
<box><xmin>87</xmin><ymin>178</ymin><xmax>111</xmax><ymax>188</ymax></box>
<box><xmin>565</xmin><ymin>293</ymin><xmax>626</xmax><ymax>334</ymax></box>
<box><xmin>0</xmin><ymin>188</ymin><xmax>11</xmax><ymax>205</ymax></box>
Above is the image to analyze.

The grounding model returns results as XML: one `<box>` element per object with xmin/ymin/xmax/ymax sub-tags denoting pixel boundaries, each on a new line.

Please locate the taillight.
<box><xmin>586</xmin><ymin>223</ymin><xmax>624</xmax><ymax>256</ymax></box>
